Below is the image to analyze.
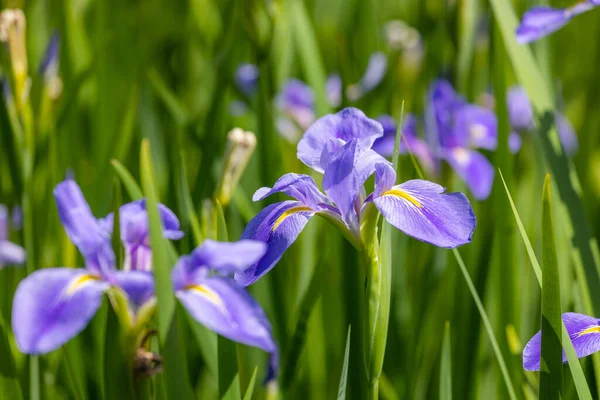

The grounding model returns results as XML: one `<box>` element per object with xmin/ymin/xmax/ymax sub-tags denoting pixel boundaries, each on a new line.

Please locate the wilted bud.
<box><xmin>0</xmin><ymin>9</ymin><xmax>29</xmax><ymax>105</ymax></box>
<box><xmin>215</xmin><ymin>128</ymin><xmax>257</xmax><ymax>205</ymax></box>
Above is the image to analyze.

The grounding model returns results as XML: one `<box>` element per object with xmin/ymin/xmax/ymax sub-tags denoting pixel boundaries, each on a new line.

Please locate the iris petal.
<box><xmin>113</xmin><ymin>270</ymin><xmax>155</xmax><ymax>311</ymax></box>
<box><xmin>442</xmin><ymin>148</ymin><xmax>495</xmax><ymax>201</ymax></box>
<box><xmin>252</xmin><ymin>173</ymin><xmax>329</xmax><ymax>210</ymax></box>
<box><xmin>235</xmin><ymin>201</ymin><xmax>314</xmax><ymax>286</ymax></box>
<box><xmin>515</xmin><ymin>4</ymin><xmax>593</xmax><ymax>44</ymax></box>
<box><xmin>454</xmin><ymin>105</ymin><xmax>498</xmax><ymax>151</ymax></box>
<box><xmin>0</xmin><ymin>240</ymin><xmax>26</xmax><ymax>265</ymax></box>
<box><xmin>12</xmin><ymin>268</ymin><xmax>108</xmax><ymax>354</ymax></box>
<box><xmin>373</xmin><ymin>179</ymin><xmax>476</xmax><ymax>248</ymax></box>
<box><xmin>189</xmin><ymin>239</ymin><xmax>267</xmax><ymax>275</ymax></box>
<box><xmin>523</xmin><ymin>312</ymin><xmax>600</xmax><ymax>371</ymax></box>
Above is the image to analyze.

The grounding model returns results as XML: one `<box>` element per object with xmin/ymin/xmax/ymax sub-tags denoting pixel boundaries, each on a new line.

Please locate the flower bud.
<box><xmin>0</xmin><ymin>9</ymin><xmax>29</xmax><ymax>105</ymax></box>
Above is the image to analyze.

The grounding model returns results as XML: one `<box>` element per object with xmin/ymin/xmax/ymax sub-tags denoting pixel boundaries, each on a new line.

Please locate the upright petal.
<box><xmin>442</xmin><ymin>148</ymin><xmax>495</xmax><ymax>200</ymax></box>
<box><xmin>189</xmin><ymin>239</ymin><xmax>267</xmax><ymax>275</ymax></box>
<box><xmin>235</xmin><ymin>201</ymin><xmax>315</xmax><ymax>286</ymax></box>
<box><xmin>523</xmin><ymin>312</ymin><xmax>600</xmax><ymax>371</ymax></box>
<box><xmin>515</xmin><ymin>4</ymin><xmax>592</xmax><ymax>44</ymax></box>
<box><xmin>454</xmin><ymin>104</ymin><xmax>498</xmax><ymax>151</ymax></box>
<box><xmin>0</xmin><ymin>240</ymin><xmax>25</xmax><ymax>266</ymax></box>
<box><xmin>12</xmin><ymin>268</ymin><xmax>109</xmax><ymax>354</ymax></box>
<box><xmin>54</xmin><ymin>180</ymin><xmax>115</xmax><ymax>274</ymax></box>
<box><xmin>297</xmin><ymin>108</ymin><xmax>383</xmax><ymax>173</ymax></box>
<box><xmin>176</xmin><ymin>275</ymin><xmax>276</xmax><ymax>354</ymax></box>
<box><xmin>507</xmin><ymin>86</ymin><xmax>534</xmax><ymax>132</ymax></box>
<box><xmin>373</xmin><ymin>179</ymin><xmax>476</xmax><ymax>248</ymax></box>
<box><xmin>252</xmin><ymin>173</ymin><xmax>329</xmax><ymax>210</ymax></box>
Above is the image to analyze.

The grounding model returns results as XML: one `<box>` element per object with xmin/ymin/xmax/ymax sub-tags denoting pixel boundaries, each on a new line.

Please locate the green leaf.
<box><xmin>337</xmin><ymin>326</ymin><xmax>352</xmax><ymax>400</ymax></box>
<box><xmin>111</xmin><ymin>159</ymin><xmax>143</xmax><ymax>201</ymax></box>
<box><xmin>440</xmin><ymin>322</ymin><xmax>452</xmax><ymax>400</ymax></box>
<box><xmin>451</xmin><ymin>249</ymin><xmax>517</xmax><ymax>400</ymax></box>
<box><xmin>242</xmin><ymin>367</ymin><xmax>257</xmax><ymax>400</ymax></box>
<box><xmin>140</xmin><ymin>139</ymin><xmax>194</xmax><ymax>399</ymax></box>
<box><xmin>540</xmin><ymin>174</ymin><xmax>563</xmax><ymax>399</ymax></box>
<box><xmin>178</xmin><ymin>153</ymin><xmax>204</xmax><ymax>245</ymax></box>
<box><xmin>218</xmin><ymin>336</ymin><xmax>240</xmax><ymax>400</ymax></box>
<box><xmin>186</xmin><ymin>314</ymin><xmax>218</xmax><ymax>380</ymax></box>
<box><xmin>0</xmin><ymin>308</ymin><xmax>23</xmax><ymax>400</ymax></box>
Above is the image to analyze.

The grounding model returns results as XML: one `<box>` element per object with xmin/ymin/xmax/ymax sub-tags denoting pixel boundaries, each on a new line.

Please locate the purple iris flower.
<box><xmin>523</xmin><ymin>312</ymin><xmax>600</xmax><ymax>370</ymax></box>
<box><xmin>172</xmin><ymin>239</ymin><xmax>278</xmax><ymax>378</ymax></box>
<box><xmin>0</xmin><ymin>204</ymin><xmax>25</xmax><ymax>268</ymax></box>
<box><xmin>371</xmin><ymin>114</ymin><xmax>435</xmax><ymax>173</ymax></box>
<box><xmin>11</xmin><ymin>179</ymin><xmax>182</xmax><ymax>354</ymax></box>
<box><xmin>234</xmin><ymin>63</ymin><xmax>259</xmax><ymax>97</ymax></box>
<box><xmin>425</xmin><ymin>80</ymin><xmax>495</xmax><ymax>200</ymax></box>
<box><xmin>516</xmin><ymin>1</ymin><xmax>600</xmax><ymax>43</ymax></box>
<box><xmin>275</xmin><ymin>79</ymin><xmax>316</xmax><ymax>142</ymax></box>
<box><xmin>236</xmin><ymin>108</ymin><xmax>476</xmax><ymax>286</ymax></box>
<box><xmin>347</xmin><ymin>52</ymin><xmax>388</xmax><ymax>101</ymax></box>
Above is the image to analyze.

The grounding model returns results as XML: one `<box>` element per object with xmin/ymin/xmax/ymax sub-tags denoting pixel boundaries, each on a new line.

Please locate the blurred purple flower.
<box><xmin>172</xmin><ymin>239</ymin><xmax>278</xmax><ymax>380</ymax></box>
<box><xmin>0</xmin><ymin>204</ymin><xmax>25</xmax><ymax>268</ymax></box>
<box><xmin>524</xmin><ymin>312</ymin><xmax>600</xmax><ymax>370</ymax></box>
<box><xmin>516</xmin><ymin>1</ymin><xmax>599</xmax><ymax>44</ymax></box>
<box><xmin>507</xmin><ymin>86</ymin><xmax>534</xmax><ymax>132</ymax></box>
<box><xmin>275</xmin><ymin>79</ymin><xmax>316</xmax><ymax>142</ymax></box>
<box><xmin>238</xmin><ymin>108</ymin><xmax>476</xmax><ymax>286</ymax></box>
<box><xmin>326</xmin><ymin>73</ymin><xmax>342</xmax><ymax>108</ymax></box>
<box><xmin>11</xmin><ymin>205</ymin><xmax>22</xmax><ymax>230</ymax></box>
<box><xmin>12</xmin><ymin>179</ymin><xmax>182</xmax><ymax>354</ymax></box>
<box><xmin>347</xmin><ymin>52</ymin><xmax>388</xmax><ymax>101</ymax></box>
<box><xmin>234</xmin><ymin>63</ymin><xmax>259</xmax><ymax>97</ymax></box>
<box><xmin>39</xmin><ymin>33</ymin><xmax>59</xmax><ymax>79</ymax></box>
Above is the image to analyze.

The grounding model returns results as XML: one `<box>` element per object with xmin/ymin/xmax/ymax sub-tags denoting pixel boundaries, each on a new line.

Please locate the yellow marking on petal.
<box><xmin>272</xmin><ymin>205</ymin><xmax>313</xmax><ymax>232</ymax></box>
<box><xmin>382</xmin><ymin>189</ymin><xmax>423</xmax><ymax>208</ymax></box>
<box><xmin>66</xmin><ymin>274</ymin><xmax>101</xmax><ymax>296</ymax></box>
<box><xmin>184</xmin><ymin>284</ymin><xmax>223</xmax><ymax>307</ymax></box>
<box><xmin>576</xmin><ymin>326</ymin><xmax>600</xmax><ymax>338</ymax></box>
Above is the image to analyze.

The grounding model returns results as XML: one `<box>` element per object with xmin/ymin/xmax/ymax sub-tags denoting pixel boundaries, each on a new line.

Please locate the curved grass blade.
<box><xmin>242</xmin><ymin>367</ymin><xmax>257</xmax><ymax>400</ymax></box>
<box><xmin>337</xmin><ymin>326</ymin><xmax>352</xmax><ymax>400</ymax></box>
<box><xmin>140</xmin><ymin>139</ymin><xmax>194</xmax><ymax>399</ymax></box>
<box><xmin>111</xmin><ymin>159</ymin><xmax>143</xmax><ymax>201</ymax></box>
<box><xmin>500</xmin><ymin>171</ymin><xmax>592</xmax><ymax>399</ymax></box>
<box><xmin>540</xmin><ymin>174</ymin><xmax>562</xmax><ymax>398</ymax></box>
<box><xmin>440</xmin><ymin>322</ymin><xmax>452</xmax><ymax>400</ymax></box>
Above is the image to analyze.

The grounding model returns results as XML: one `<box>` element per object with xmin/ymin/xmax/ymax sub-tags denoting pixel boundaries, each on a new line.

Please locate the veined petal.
<box><xmin>12</xmin><ymin>268</ymin><xmax>108</xmax><ymax>354</ymax></box>
<box><xmin>176</xmin><ymin>276</ymin><xmax>276</xmax><ymax>354</ymax></box>
<box><xmin>235</xmin><ymin>201</ymin><xmax>315</xmax><ymax>286</ymax></box>
<box><xmin>297</xmin><ymin>107</ymin><xmax>383</xmax><ymax>173</ymax></box>
<box><xmin>523</xmin><ymin>312</ymin><xmax>600</xmax><ymax>371</ymax></box>
<box><xmin>252</xmin><ymin>173</ymin><xmax>329</xmax><ymax>210</ymax></box>
<box><xmin>0</xmin><ymin>240</ymin><xmax>25</xmax><ymax>266</ymax></box>
<box><xmin>373</xmin><ymin>179</ymin><xmax>476</xmax><ymax>248</ymax></box>
<box><xmin>113</xmin><ymin>270</ymin><xmax>155</xmax><ymax>312</ymax></box>
<box><xmin>443</xmin><ymin>148</ymin><xmax>495</xmax><ymax>200</ymax></box>
<box><xmin>515</xmin><ymin>4</ymin><xmax>591</xmax><ymax>44</ymax></box>
<box><xmin>54</xmin><ymin>180</ymin><xmax>115</xmax><ymax>274</ymax></box>
<box><xmin>454</xmin><ymin>104</ymin><xmax>498</xmax><ymax>151</ymax></box>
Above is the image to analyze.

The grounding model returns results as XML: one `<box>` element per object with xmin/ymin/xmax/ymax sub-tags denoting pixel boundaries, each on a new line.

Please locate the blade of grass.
<box><xmin>500</xmin><ymin>170</ymin><xmax>593</xmax><ymax>399</ymax></box>
<box><xmin>242</xmin><ymin>367</ymin><xmax>258</xmax><ymax>400</ymax></box>
<box><xmin>111</xmin><ymin>159</ymin><xmax>143</xmax><ymax>201</ymax></box>
<box><xmin>0</xmin><ymin>308</ymin><xmax>23</xmax><ymax>400</ymax></box>
<box><xmin>540</xmin><ymin>174</ymin><xmax>562</xmax><ymax>398</ymax></box>
<box><xmin>337</xmin><ymin>326</ymin><xmax>352</xmax><ymax>400</ymax></box>
<box><xmin>140</xmin><ymin>139</ymin><xmax>194</xmax><ymax>399</ymax></box>
<box><xmin>440</xmin><ymin>322</ymin><xmax>452</xmax><ymax>400</ymax></box>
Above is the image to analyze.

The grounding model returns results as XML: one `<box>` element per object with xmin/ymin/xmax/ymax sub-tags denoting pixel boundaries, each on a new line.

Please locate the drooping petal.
<box><xmin>515</xmin><ymin>4</ymin><xmax>593</xmax><ymax>44</ymax></box>
<box><xmin>326</xmin><ymin>73</ymin><xmax>342</xmax><ymax>108</ymax></box>
<box><xmin>373</xmin><ymin>179</ymin><xmax>476</xmax><ymax>248</ymax></box>
<box><xmin>0</xmin><ymin>240</ymin><xmax>26</xmax><ymax>266</ymax></box>
<box><xmin>176</xmin><ymin>275</ymin><xmax>277</xmax><ymax>354</ymax></box>
<box><xmin>54</xmin><ymin>179</ymin><xmax>115</xmax><ymax>274</ymax></box>
<box><xmin>234</xmin><ymin>63</ymin><xmax>259</xmax><ymax>97</ymax></box>
<box><xmin>507</xmin><ymin>86</ymin><xmax>534</xmax><ymax>132</ymax></box>
<box><xmin>189</xmin><ymin>239</ymin><xmax>267</xmax><ymax>275</ymax></box>
<box><xmin>454</xmin><ymin>104</ymin><xmax>498</xmax><ymax>151</ymax></box>
<box><xmin>442</xmin><ymin>148</ymin><xmax>495</xmax><ymax>200</ymax></box>
<box><xmin>523</xmin><ymin>312</ymin><xmax>600</xmax><ymax>371</ymax></box>
<box><xmin>113</xmin><ymin>270</ymin><xmax>155</xmax><ymax>311</ymax></box>
<box><xmin>235</xmin><ymin>201</ymin><xmax>315</xmax><ymax>286</ymax></box>
<box><xmin>252</xmin><ymin>173</ymin><xmax>330</xmax><ymax>210</ymax></box>
<box><xmin>297</xmin><ymin>107</ymin><xmax>383</xmax><ymax>173</ymax></box>
<box><xmin>557</xmin><ymin>113</ymin><xmax>578</xmax><ymax>155</ymax></box>
<box><xmin>12</xmin><ymin>268</ymin><xmax>109</xmax><ymax>354</ymax></box>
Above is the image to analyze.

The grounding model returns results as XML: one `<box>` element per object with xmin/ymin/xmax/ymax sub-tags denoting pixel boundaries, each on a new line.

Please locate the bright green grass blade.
<box><xmin>540</xmin><ymin>174</ymin><xmax>562</xmax><ymax>399</ymax></box>
<box><xmin>242</xmin><ymin>367</ymin><xmax>257</xmax><ymax>400</ymax></box>
<box><xmin>0</xmin><ymin>308</ymin><xmax>23</xmax><ymax>400</ymax></box>
<box><xmin>489</xmin><ymin>0</ymin><xmax>600</xmax><ymax>315</ymax></box>
<box><xmin>111</xmin><ymin>159</ymin><xmax>143</xmax><ymax>201</ymax></box>
<box><xmin>337</xmin><ymin>326</ymin><xmax>352</xmax><ymax>400</ymax></box>
<box><xmin>289</xmin><ymin>0</ymin><xmax>330</xmax><ymax>117</ymax></box>
<box><xmin>140</xmin><ymin>139</ymin><xmax>194</xmax><ymax>399</ymax></box>
<box><xmin>179</xmin><ymin>153</ymin><xmax>204</xmax><ymax>245</ymax></box>
<box><xmin>186</xmin><ymin>314</ymin><xmax>218</xmax><ymax>379</ymax></box>
<box><xmin>501</xmin><ymin>172</ymin><xmax>592</xmax><ymax>399</ymax></box>
<box><xmin>456</xmin><ymin>0</ymin><xmax>479</xmax><ymax>94</ymax></box>
<box><xmin>440</xmin><ymin>322</ymin><xmax>452</xmax><ymax>400</ymax></box>
<box><xmin>451</xmin><ymin>249</ymin><xmax>517</xmax><ymax>400</ymax></box>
